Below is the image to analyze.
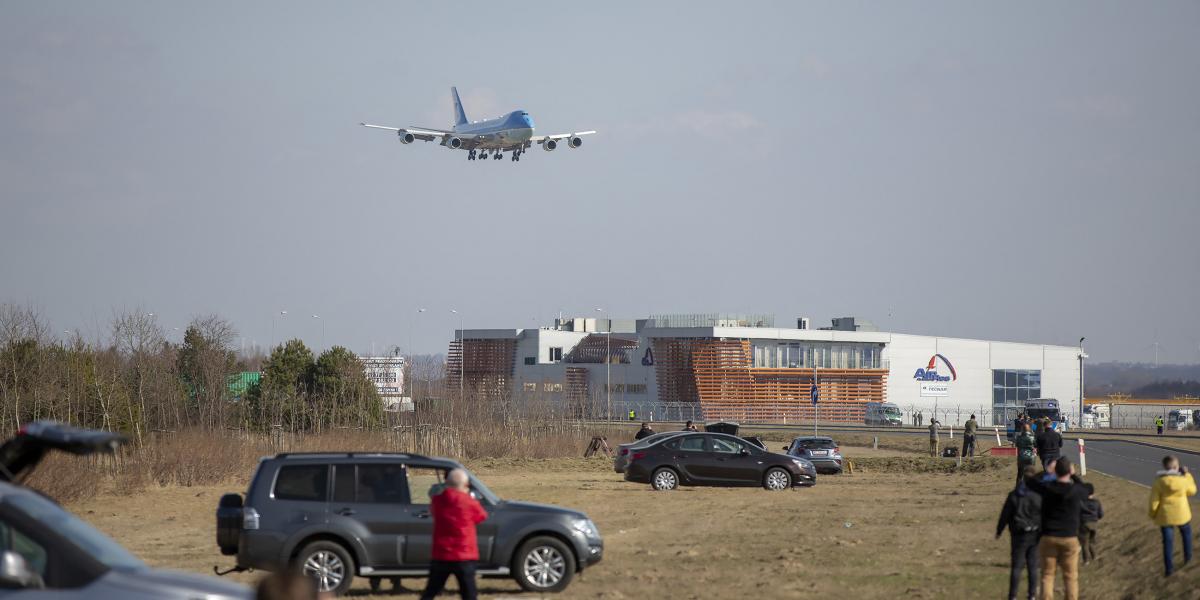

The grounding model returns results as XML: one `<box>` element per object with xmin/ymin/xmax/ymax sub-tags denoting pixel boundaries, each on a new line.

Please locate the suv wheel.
<box><xmin>513</xmin><ymin>536</ymin><xmax>576</xmax><ymax>593</ymax></box>
<box><xmin>651</xmin><ymin>467</ymin><xmax>679</xmax><ymax>491</ymax></box>
<box><xmin>297</xmin><ymin>540</ymin><xmax>355</xmax><ymax>596</ymax></box>
<box><xmin>763</xmin><ymin>467</ymin><xmax>792</xmax><ymax>491</ymax></box>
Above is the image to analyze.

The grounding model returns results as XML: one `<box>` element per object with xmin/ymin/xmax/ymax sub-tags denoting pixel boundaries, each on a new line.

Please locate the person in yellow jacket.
<box><xmin>1149</xmin><ymin>455</ymin><xmax>1197</xmax><ymax>576</ymax></box>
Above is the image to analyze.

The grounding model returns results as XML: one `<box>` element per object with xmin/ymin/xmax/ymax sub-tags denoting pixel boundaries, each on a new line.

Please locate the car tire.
<box><xmin>763</xmin><ymin>467</ymin><xmax>792</xmax><ymax>491</ymax></box>
<box><xmin>297</xmin><ymin>540</ymin><xmax>355</xmax><ymax>596</ymax></box>
<box><xmin>513</xmin><ymin>535</ymin><xmax>576</xmax><ymax>593</ymax></box>
<box><xmin>651</xmin><ymin>467</ymin><xmax>679</xmax><ymax>491</ymax></box>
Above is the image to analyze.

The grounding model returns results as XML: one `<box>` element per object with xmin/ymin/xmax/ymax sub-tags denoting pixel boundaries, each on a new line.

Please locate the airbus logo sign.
<box><xmin>914</xmin><ymin>354</ymin><xmax>957</xmax><ymax>382</ymax></box>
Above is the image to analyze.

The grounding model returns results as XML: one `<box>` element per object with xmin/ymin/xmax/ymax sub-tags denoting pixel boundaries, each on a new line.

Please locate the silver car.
<box><xmin>0</xmin><ymin>421</ymin><xmax>251</xmax><ymax>599</ymax></box>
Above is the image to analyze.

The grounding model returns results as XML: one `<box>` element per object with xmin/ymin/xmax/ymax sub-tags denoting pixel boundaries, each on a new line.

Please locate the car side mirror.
<box><xmin>0</xmin><ymin>551</ymin><xmax>43</xmax><ymax>590</ymax></box>
<box><xmin>740</xmin><ymin>449</ymin><xmax>750</xmax><ymax>456</ymax></box>
<box><xmin>781</xmin><ymin>446</ymin><xmax>788</xmax><ymax>451</ymax></box>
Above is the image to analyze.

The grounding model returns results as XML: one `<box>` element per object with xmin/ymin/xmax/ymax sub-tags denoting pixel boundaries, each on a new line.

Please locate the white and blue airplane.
<box><xmin>361</xmin><ymin>87</ymin><xmax>596</xmax><ymax>162</ymax></box>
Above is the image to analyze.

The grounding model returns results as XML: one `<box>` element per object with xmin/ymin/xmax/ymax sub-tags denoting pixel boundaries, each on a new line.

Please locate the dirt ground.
<box><xmin>65</xmin><ymin>440</ymin><xmax>1199</xmax><ymax>600</ymax></box>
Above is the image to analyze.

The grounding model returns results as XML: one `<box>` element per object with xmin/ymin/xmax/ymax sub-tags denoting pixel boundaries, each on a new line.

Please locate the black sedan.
<box><xmin>623</xmin><ymin>432</ymin><xmax>816</xmax><ymax>491</ymax></box>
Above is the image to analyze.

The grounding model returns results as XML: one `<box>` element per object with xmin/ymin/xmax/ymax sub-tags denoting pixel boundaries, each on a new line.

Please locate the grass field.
<box><xmin>64</xmin><ymin>440</ymin><xmax>1200</xmax><ymax>599</ymax></box>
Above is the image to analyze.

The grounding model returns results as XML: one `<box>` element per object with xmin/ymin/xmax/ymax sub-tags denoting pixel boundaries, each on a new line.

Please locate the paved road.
<box><xmin>1061</xmin><ymin>439</ymin><xmax>1200</xmax><ymax>488</ymax></box>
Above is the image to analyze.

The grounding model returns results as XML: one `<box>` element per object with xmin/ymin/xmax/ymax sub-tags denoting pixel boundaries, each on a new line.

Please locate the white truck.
<box><xmin>865</xmin><ymin>402</ymin><xmax>903</xmax><ymax>427</ymax></box>
<box><xmin>1168</xmin><ymin>409</ymin><xmax>1194</xmax><ymax>431</ymax></box>
<box><xmin>1082</xmin><ymin>403</ymin><xmax>1111</xmax><ymax>429</ymax></box>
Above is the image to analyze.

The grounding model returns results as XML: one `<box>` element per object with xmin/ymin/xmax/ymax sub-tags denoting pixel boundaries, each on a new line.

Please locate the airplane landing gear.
<box><xmin>494</xmin><ymin>152</ymin><xmax>503</xmax><ymax>160</ymax></box>
<box><xmin>467</xmin><ymin>150</ymin><xmax>476</xmax><ymax>161</ymax></box>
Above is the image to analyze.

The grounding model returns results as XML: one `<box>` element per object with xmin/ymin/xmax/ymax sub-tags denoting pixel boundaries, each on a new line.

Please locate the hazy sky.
<box><xmin>2</xmin><ymin>2</ymin><xmax>1198</xmax><ymax>363</ymax></box>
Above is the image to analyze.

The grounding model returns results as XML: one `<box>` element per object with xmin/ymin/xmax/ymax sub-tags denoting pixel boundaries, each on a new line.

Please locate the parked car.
<box><xmin>782</xmin><ymin>436</ymin><xmax>844</xmax><ymax>474</ymax></box>
<box><xmin>623</xmin><ymin>432</ymin><xmax>816</xmax><ymax>491</ymax></box>
<box><xmin>0</xmin><ymin>421</ymin><xmax>251</xmax><ymax>599</ymax></box>
<box><xmin>217</xmin><ymin>452</ymin><xmax>603</xmax><ymax>595</ymax></box>
<box><xmin>614</xmin><ymin>431</ymin><xmax>686</xmax><ymax>473</ymax></box>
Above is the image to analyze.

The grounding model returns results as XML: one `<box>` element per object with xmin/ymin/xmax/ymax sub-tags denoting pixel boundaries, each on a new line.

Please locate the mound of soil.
<box><xmin>849</xmin><ymin>456</ymin><xmax>1008</xmax><ymax>474</ymax></box>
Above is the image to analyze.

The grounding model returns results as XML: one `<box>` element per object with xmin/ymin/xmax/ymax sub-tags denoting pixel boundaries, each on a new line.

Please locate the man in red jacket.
<box><xmin>420</xmin><ymin>468</ymin><xmax>488</xmax><ymax>600</ymax></box>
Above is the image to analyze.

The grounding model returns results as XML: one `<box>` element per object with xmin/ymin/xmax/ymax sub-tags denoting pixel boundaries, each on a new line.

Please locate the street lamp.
<box><xmin>411</xmin><ymin>308</ymin><xmax>426</xmax><ymax>401</ymax></box>
<box><xmin>271</xmin><ymin>310</ymin><xmax>287</xmax><ymax>348</ymax></box>
<box><xmin>1078</xmin><ymin>337</ymin><xmax>1087</xmax><ymax>429</ymax></box>
<box><xmin>451</xmin><ymin>309</ymin><xmax>463</xmax><ymax>401</ymax></box>
<box><xmin>596</xmin><ymin>308</ymin><xmax>611</xmax><ymax>421</ymax></box>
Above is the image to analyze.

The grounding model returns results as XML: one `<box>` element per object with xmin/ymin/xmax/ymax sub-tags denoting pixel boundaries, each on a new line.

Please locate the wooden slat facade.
<box><xmin>654</xmin><ymin>338</ymin><xmax>888</xmax><ymax>423</ymax></box>
<box><xmin>446</xmin><ymin>338</ymin><xmax>517</xmax><ymax>399</ymax></box>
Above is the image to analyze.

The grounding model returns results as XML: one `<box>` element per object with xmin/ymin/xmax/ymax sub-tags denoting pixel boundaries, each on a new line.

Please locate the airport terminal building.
<box><xmin>447</xmin><ymin>314</ymin><xmax>1082</xmax><ymax>425</ymax></box>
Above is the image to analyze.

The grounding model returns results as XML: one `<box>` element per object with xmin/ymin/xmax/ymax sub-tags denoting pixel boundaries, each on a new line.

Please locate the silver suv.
<box><xmin>216</xmin><ymin>452</ymin><xmax>603</xmax><ymax>595</ymax></box>
<box><xmin>0</xmin><ymin>422</ymin><xmax>250</xmax><ymax>599</ymax></box>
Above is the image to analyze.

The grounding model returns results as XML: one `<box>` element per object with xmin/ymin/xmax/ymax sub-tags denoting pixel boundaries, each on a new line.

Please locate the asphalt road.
<box><xmin>1061</xmin><ymin>439</ymin><xmax>1200</xmax><ymax>489</ymax></box>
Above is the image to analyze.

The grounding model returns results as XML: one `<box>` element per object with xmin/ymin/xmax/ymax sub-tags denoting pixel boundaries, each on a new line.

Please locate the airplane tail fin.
<box><xmin>451</xmin><ymin>86</ymin><xmax>468</xmax><ymax>126</ymax></box>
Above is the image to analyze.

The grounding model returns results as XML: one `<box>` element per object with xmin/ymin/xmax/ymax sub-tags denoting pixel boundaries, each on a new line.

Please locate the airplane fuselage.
<box><xmin>452</xmin><ymin>110</ymin><xmax>534</xmax><ymax>149</ymax></box>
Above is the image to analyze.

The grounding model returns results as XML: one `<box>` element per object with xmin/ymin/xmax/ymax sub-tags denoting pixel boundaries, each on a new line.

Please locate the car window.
<box><xmin>274</xmin><ymin>465</ymin><xmax>328</xmax><ymax>502</ymax></box>
<box><xmin>678</xmin><ymin>435</ymin><xmax>707</xmax><ymax>452</ymax></box>
<box><xmin>2</xmin><ymin>493</ymin><xmax>143</xmax><ymax>571</ymax></box>
<box><xmin>356</xmin><ymin>464</ymin><xmax>407</xmax><ymax>503</ymax></box>
<box><xmin>405</xmin><ymin>467</ymin><xmax>447</xmax><ymax>505</ymax></box>
<box><xmin>796</xmin><ymin>439</ymin><xmax>836</xmax><ymax>450</ymax></box>
<box><xmin>711</xmin><ymin>437</ymin><xmax>745</xmax><ymax>454</ymax></box>
<box><xmin>332</xmin><ymin>464</ymin><xmax>355</xmax><ymax>502</ymax></box>
<box><xmin>0</xmin><ymin>520</ymin><xmax>47</xmax><ymax>577</ymax></box>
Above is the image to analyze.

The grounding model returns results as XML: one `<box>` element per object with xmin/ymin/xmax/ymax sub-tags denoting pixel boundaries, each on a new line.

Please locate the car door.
<box><xmin>709</xmin><ymin>436</ymin><xmax>761</xmax><ymax>484</ymax></box>
<box><xmin>670</xmin><ymin>434</ymin><xmax>714</xmax><ymax>483</ymax></box>
<box><xmin>325</xmin><ymin>463</ymin><xmax>407</xmax><ymax>569</ymax></box>
<box><xmin>266</xmin><ymin>463</ymin><xmax>330</xmax><ymax>540</ymax></box>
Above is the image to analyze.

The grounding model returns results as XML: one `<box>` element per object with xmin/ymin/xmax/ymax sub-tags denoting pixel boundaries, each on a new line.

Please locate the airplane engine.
<box><xmin>567</xmin><ymin>136</ymin><xmax>583</xmax><ymax>148</ymax></box>
<box><xmin>398</xmin><ymin>132</ymin><xmax>415</xmax><ymax>144</ymax></box>
<box><xmin>446</xmin><ymin>137</ymin><xmax>463</xmax><ymax>149</ymax></box>
<box><xmin>542</xmin><ymin>139</ymin><xmax>557</xmax><ymax>151</ymax></box>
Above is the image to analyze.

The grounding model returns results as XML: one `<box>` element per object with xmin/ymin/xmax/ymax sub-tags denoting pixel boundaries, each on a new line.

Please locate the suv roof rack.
<box><xmin>273</xmin><ymin>451</ymin><xmax>436</xmax><ymax>461</ymax></box>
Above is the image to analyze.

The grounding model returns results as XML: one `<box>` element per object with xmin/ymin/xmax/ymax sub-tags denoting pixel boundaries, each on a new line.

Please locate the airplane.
<box><xmin>360</xmin><ymin>87</ymin><xmax>595</xmax><ymax>162</ymax></box>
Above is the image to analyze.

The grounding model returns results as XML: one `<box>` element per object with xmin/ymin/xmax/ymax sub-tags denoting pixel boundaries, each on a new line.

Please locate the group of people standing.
<box><xmin>997</xmin><ymin>446</ymin><xmax>1196</xmax><ymax>600</ymax></box>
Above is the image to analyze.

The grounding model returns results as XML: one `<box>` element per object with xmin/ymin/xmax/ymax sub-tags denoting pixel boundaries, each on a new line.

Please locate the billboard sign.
<box><xmin>920</xmin><ymin>382</ymin><xmax>949</xmax><ymax>397</ymax></box>
<box><xmin>361</xmin><ymin>356</ymin><xmax>405</xmax><ymax>397</ymax></box>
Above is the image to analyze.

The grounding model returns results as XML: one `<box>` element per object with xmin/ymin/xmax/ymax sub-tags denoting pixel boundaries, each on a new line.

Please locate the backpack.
<box><xmin>1012</xmin><ymin>489</ymin><xmax>1042</xmax><ymax>532</ymax></box>
<box><xmin>941</xmin><ymin>447</ymin><xmax>958</xmax><ymax>458</ymax></box>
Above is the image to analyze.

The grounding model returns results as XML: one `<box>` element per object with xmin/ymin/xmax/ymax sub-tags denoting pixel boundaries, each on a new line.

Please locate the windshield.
<box><xmin>6</xmin><ymin>492</ymin><xmax>144</xmax><ymax>571</ymax></box>
<box><xmin>883</xmin><ymin>407</ymin><xmax>901</xmax><ymax>416</ymax></box>
<box><xmin>1027</xmin><ymin>408</ymin><xmax>1060</xmax><ymax>420</ymax></box>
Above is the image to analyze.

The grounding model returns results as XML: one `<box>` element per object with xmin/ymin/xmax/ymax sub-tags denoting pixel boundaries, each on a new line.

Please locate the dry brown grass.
<box><xmin>66</xmin><ymin>451</ymin><xmax>1196</xmax><ymax>600</ymax></box>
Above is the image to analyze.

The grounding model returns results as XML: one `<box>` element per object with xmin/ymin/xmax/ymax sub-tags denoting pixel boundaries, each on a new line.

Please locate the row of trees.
<box><xmin>0</xmin><ymin>304</ymin><xmax>400</xmax><ymax>439</ymax></box>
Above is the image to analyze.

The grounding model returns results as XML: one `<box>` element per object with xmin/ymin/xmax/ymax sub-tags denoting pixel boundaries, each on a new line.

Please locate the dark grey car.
<box><xmin>782</xmin><ymin>436</ymin><xmax>844</xmax><ymax>474</ymax></box>
<box><xmin>217</xmin><ymin>453</ymin><xmax>603</xmax><ymax>595</ymax></box>
<box><xmin>0</xmin><ymin>421</ymin><xmax>250</xmax><ymax>600</ymax></box>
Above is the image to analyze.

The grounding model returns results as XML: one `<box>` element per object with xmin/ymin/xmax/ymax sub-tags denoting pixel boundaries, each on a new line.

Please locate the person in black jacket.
<box><xmin>1035</xmin><ymin>420</ymin><xmax>1063</xmax><ymax>470</ymax></box>
<box><xmin>634</xmin><ymin>422</ymin><xmax>655</xmax><ymax>440</ymax></box>
<box><xmin>1078</xmin><ymin>483</ymin><xmax>1103</xmax><ymax>564</ymax></box>
<box><xmin>1025</xmin><ymin>458</ymin><xmax>1090</xmax><ymax>600</ymax></box>
<box><xmin>997</xmin><ymin>464</ymin><xmax>1043</xmax><ymax>600</ymax></box>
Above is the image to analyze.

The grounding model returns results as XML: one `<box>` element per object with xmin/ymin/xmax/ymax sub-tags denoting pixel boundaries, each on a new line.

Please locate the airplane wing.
<box><xmin>530</xmin><ymin>130</ymin><xmax>597</xmax><ymax>144</ymax></box>
<box><xmin>360</xmin><ymin>123</ymin><xmax>454</xmax><ymax>143</ymax></box>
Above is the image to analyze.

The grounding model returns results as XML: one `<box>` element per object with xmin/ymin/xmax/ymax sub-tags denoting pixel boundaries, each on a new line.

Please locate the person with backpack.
<box><xmin>997</xmin><ymin>464</ymin><xmax>1043</xmax><ymax>600</ymax></box>
<box><xmin>1078</xmin><ymin>483</ymin><xmax>1103</xmax><ymax>564</ymax></box>
<box><xmin>1035</xmin><ymin>419</ymin><xmax>1063</xmax><ymax>471</ymax></box>
<box><xmin>1149</xmin><ymin>455</ymin><xmax>1197</xmax><ymax>576</ymax></box>
<box><xmin>1025</xmin><ymin>458</ymin><xmax>1090</xmax><ymax>600</ymax></box>
<box><xmin>1014</xmin><ymin>422</ymin><xmax>1037</xmax><ymax>482</ymax></box>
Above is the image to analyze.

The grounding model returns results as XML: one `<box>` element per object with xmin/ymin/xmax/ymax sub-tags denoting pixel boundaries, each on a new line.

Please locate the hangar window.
<box><xmin>992</xmin><ymin>369</ymin><xmax>1042</xmax><ymax>425</ymax></box>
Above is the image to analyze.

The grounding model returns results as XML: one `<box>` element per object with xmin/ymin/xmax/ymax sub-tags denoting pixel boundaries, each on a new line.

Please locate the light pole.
<box><xmin>596</xmin><ymin>308</ymin><xmax>611</xmax><ymax>421</ymax></box>
<box><xmin>451</xmin><ymin>309</ymin><xmax>463</xmax><ymax>401</ymax></box>
<box><xmin>412</xmin><ymin>308</ymin><xmax>426</xmax><ymax>401</ymax></box>
<box><xmin>271</xmin><ymin>310</ymin><xmax>287</xmax><ymax>348</ymax></box>
<box><xmin>1078</xmin><ymin>337</ymin><xmax>1087</xmax><ymax>429</ymax></box>
<box><xmin>312</xmin><ymin>315</ymin><xmax>324</xmax><ymax>350</ymax></box>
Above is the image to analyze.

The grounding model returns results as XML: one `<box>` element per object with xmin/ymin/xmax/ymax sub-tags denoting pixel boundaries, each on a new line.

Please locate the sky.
<box><xmin>2</xmin><ymin>1</ymin><xmax>1198</xmax><ymax>363</ymax></box>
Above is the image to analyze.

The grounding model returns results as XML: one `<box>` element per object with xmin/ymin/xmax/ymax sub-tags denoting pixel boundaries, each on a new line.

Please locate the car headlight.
<box><xmin>571</xmin><ymin>518</ymin><xmax>600</xmax><ymax>540</ymax></box>
<box><xmin>792</xmin><ymin>459</ymin><xmax>812</xmax><ymax>472</ymax></box>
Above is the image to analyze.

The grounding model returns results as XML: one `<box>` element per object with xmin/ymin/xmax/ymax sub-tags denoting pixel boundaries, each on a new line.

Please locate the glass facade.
<box><xmin>751</xmin><ymin>342</ymin><xmax>883</xmax><ymax>369</ymax></box>
<box><xmin>992</xmin><ymin>369</ymin><xmax>1041</xmax><ymax>424</ymax></box>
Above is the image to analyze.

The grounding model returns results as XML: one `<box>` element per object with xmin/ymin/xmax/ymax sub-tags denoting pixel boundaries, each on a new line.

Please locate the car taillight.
<box><xmin>834</xmin><ymin>447</ymin><xmax>840</xmax><ymax>454</ymax></box>
<box><xmin>631</xmin><ymin>452</ymin><xmax>646</xmax><ymax>461</ymax></box>
<box><xmin>620</xmin><ymin>448</ymin><xmax>629</xmax><ymax>456</ymax></box>
<box><xmin>243</xmin><ymin>507</ymin><xmax>260</xmax><ymax>530</ymax></box>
